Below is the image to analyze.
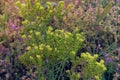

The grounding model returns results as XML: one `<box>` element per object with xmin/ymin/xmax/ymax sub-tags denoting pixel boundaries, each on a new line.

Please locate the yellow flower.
<box><xmin>28</xmin><ymin>35</ymin><xmax>32</xmax><ymax>38</ymax></box>
<box><xmin>55</xmin><ymin>48</ymin><xmax>57</xmax><ymax>51</ymax></box>
<box><xmin>32</xmin><ymin>44</ymin><xmax>35</xmax><ymax>46</ymax></box>
<box><xmin>65</xmin><ymin>34</ymin><xmax>69</xmax><ymax>38</ymax></box>
<box><xmin>22</xmin><ymin>34</ymin><xmax>26</xmax><ymax>38</ymax></box>
<box><xmin>34</xmin><ymin>46</ymin><xmax>38</xmax><ymax>49</ymax></box>
<box><xmin>39</xmin><ymin>47</ymin><xmax>43</xmax><ymax>51</ymax></box>
<box><xmin>46</xmin><ymin>45</ymin><xmax>52</xmax><ymax>51</ymax></box>
<box><xmin>21</xmin><ymin>3</ymin><xmax>25</xmax><ymax>8</ymax></box>
<box><xmin>60</xmin><ymin>30</ymin><xmax>64</xmax><ymax>33</ymax></box>
<box><xmin>15</xmin><ymin>1</ymin><xmax>21</xmax><ymax>6</ymax></box>
<box><xmin>66</xmin><ymin>32</ymin><xmax>72</xmax><ymax>36</ymax></box>
<box><xmin>67</xmin><ymin>3</ymin><xmax>74</xmax><ymax>9</ymax></box>
<box><xmin>36</xmin><ymin>3</ymin><xmax>40</xmax><ymax>8</ymax></box>
<box><xmin>81</xmin><ymin>53</ymin><xmax>86</xmax><ymax>58</ymax></box>
<box><xmin>76</xmin><ymin>73</ymin><xmax>80</xmax><ymax>78</ymax></box>
<box><xmin>30</xmin><ymin>56</ymin><xmax>34</xmax><ymax>60</ymax></box>
<box><xmin>36</xmin><ymin>55</ymin><xmax>40</xmax><ymax>58</ymax></box>
<box><xmin>96</xmin><ymin>62</ymin><xmax>101</xmax><ymax>67</ymax></box>
<box><xmin>29</xmin><ymin>30</ymin><xmax>33</xmax><ymax>34</ymax></box>
<box><xmin>26</xmin><ymin>46</ymin><xmax>31</xmax><ymax>50</ymax></box>
<box><xmin>71</xmin><ymin>51</ymin><xmax>76</xmax><ymax>55</ymax></box>
<box><xmin>66</xmin><ymin>70</ymin><xmax>70</xmax><ymax>74</ymax></box>
<box><xmin>86</xmin><ymin>52</ymin><xmax>91</xmax><ymax>58</ymax></box>
<box><xmin>36</xmin><ymin>16</ymin><xmax>40</xmax><ymax>20</ymax></box>
<box><xmin>22</xmin><ymin>19</ymin><xmax>29</xmax><ymax>25</ymax></box>
<box><xmin>100</xmin><ymin>60</ymin><xmax>104</xmax><ymax>64</ymax></box>
<box><xmin>58</xmin><ymin>1</ymin><xmax>64</xmax><ymax>5</ymax></box>
<box><xmin>95</xmin><ymin>76</ymin><xmax>100</xmax><ymax>80</ymax></box>
<box><xmin>39</xmin><ymin>44</ymin><xmax>45</xmax><ymax>47</ymax></box>
<box><xmin>39</xmin><ymin>6</ymin><xmax>44</xmax><ymax>10</ymax></box>
<box><xmin>103</xmin><ymin>66</ymin><xmax>107</xmax><ymax>71</ymax></box>
<box><xmin>46</xmin><ymin>2</ymin><xmax>52</xmax><ymax>6</ymax></box>
<box><xmin>35</xmin><ymin>32</ymin><xmax>40</xmax><ymax>36</ymax></box>
<box><xmin>94</xmin><ymin>54</ymin><xmax>98</xmax><ymax>59</ymax></box>
<box><xmin>49</xmin><ymin>10</ymin><xmax>53</xmax><ymax>13</ymax></box>
<box><xmin>50</xmin><ymin>32</ymin><xmax>53</xmax><ymax>35</ymax></box>
<box><xmin>46</xmin><ymin>2</ymin><xmax>52</xmax><ymax>9</ymax></box>
<box><xmin>79</xmin><ymin>39</ymin><xmax>84</xmax><ymax>42</ymax></box>
<box><xmin>48</xmin><ymin>26</ymin><xmax>53</xmax><ymax>31</ymax></box>
<box><xmin>39</xmin><ymin>44</ymin><xmax>44</xmax><ymax>50</ymax></box>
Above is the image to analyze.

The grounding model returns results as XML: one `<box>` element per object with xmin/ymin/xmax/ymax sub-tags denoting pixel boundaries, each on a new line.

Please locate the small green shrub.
<box><xmin>20</xmin><ymin>26</ymin><xmax>84</xmax><ymax>79</ymax></box>
<box><xmin>16</xmin><ymin>0</ymin><xmax>108</xmax><ymax>79</ymax></box>
<box><xmin>16</xmin><ymin>0</ymin><xmax>73</xmax><ymax>32</ymax></box>
<box><xmin>68</xmin><ymin>52</ymin><xmax>107</xmax><ymax>80</ymax></box>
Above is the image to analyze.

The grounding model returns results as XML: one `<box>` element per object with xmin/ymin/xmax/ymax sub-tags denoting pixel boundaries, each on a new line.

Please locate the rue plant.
<box><xmin>17</xmin><ymin>0</ymin><xmax>107</xmax><ymax>80</ymax></box>
<box><xmin>68</xmin><ymin>52</ymin><xmax>107</xmax><ymax>80</ymax></box>
<box><xmin>20</xmin><ymin>26</ymin><xmax>84</xmax><ymax>79</ymax></box>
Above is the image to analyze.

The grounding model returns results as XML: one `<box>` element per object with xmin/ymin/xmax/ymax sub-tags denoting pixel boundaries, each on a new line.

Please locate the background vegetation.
<box><xmin>0</xmin><ymin>0</ymin><xmax>120</xmax><ymax>80</ymax></box>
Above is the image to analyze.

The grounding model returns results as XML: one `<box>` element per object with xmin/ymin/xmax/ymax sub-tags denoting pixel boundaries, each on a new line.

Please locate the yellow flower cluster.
<box><xmin>96</xmin><ymin>60</ymin><xmax>107</xmax><ymax>71</ymax></box>
<box><xmin>46</xmin><ymin>45</ymin><xmax>52</xmax><ymax>51</ymax></box>
<box><xmin>35</xmin><ymin>31</ymin><xmax>40</xmax><ymax>36</ymax></box>
<box><xmin>21</xmin><ymin>34</ymin><xmax>26</xmax><ymax>39</ymax></box>
<box><xmin>36</xmin><ymin>55</ymin><xmax>41</xmax><ymax>58</ymax></box>
<box><xmin>26</xmin><ymin>46</ymin><xmax>31</xmax><ymax>50</ymax></box>
<box><xmin>80</xmin><ymin>52</ymin><xmax>106</xmax><ymax>79</ymax></box>
<box><xmin>26</xmin><ymin>43</ymin><xmax>52</xmax><ymax>52</ymax></box>
<box><xmin>22</xmin><ymin>19</ymin><xmax>29</xmax><ymax>25</ymax></box>
<box><xmin>58</xmin><ymin>1</ymin><xmax>64</xmax><ymax>8</ymax></box>
<box><xmin>81</xmin><ymin>52</ymin><xmax>98</xmax><ymax>60</ymax></box>
<box><xmin>95</xmin><ymin>76</ymin><xmax>100</xmax><ymax>80</ymax></box>
<box><xmin>71</xmin><ymin>51</ymin><xmax>76</xmax><ymax>56</ymax></box>
<box><xmin>66</xmin><ymin>70</ymin><xmax>80</xmax><ymax>80</ymax></box>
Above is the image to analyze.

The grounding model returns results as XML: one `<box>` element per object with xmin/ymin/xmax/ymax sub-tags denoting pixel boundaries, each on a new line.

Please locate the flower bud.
<box><xmin>26</xmin><ymin>46</ymin><xmax>31</xmax><ymax>50</ymax></box>
<box><xmin>30</xmin><ymin>56</ymin><xmax>34</xmax><ymax>59</ymax></box>
<box><xmin>36</xmin><ymin>55</ymin><xmax>40</xmax><ymax>58</ymax></box>
<box><xmin>22</xmin><ymin>34</ymin><xmax>26</xmax><ymax>38</ymax></box>
<box><xmin>35</xmin><ymin>32</ymin><xmax>40</xmax><ymax>36</ymax></box>
<box><xmin>46</xmin><ymin>45</ymin><xmax>52</xmax><ymax>51</ymax></box>
<box><xmin>34</xmin><ymin>46</ymin><xmax>38</xmax><ymax>49</ymax></box>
